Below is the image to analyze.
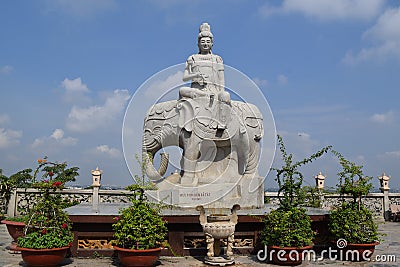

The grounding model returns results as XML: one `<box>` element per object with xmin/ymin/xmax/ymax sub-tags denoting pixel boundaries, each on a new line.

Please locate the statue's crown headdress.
<box><xmin>198</xmin><ymin>22</ymin><xmax>213</xmax><ymax>40</ymax></box>
<box><xmin>199</xmin><ymin>23</ymin><xmax>210</xmax><ymax>33</ymax></box>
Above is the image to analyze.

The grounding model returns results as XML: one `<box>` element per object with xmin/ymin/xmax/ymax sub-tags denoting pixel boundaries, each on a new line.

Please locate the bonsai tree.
<box><xmin>17</xmin><ymin>157</ymin><xmax>79</xmax><ymax>249</ymax></box>
<box><xmin>328</xmin><ymin>150</ymin><xmax>381</xmax><ymax>245</ymax></box>
<box><xmin>261</xmin><ymin>135</ymin><xmax>331</xmax><ymax>249</ymax></box>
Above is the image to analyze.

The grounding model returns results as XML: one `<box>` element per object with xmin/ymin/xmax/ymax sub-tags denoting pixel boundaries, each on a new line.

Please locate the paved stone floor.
<box><xmin>1</xmin><ymin>222</ymin><xmax>399</xmax><ymax>266</ymax></box>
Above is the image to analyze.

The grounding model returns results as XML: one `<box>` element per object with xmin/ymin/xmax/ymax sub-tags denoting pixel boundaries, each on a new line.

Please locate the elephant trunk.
<box><xmin>143</xmin><ymin>152</ymin><xmax>169</xmax><ymax>181</ymax></box>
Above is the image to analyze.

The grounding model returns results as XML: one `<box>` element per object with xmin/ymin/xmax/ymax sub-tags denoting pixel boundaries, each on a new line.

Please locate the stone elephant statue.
<box><xmin>142</xmin><ymin>97</ymin><xmax>263</xmax><ymax>186</ymax></box>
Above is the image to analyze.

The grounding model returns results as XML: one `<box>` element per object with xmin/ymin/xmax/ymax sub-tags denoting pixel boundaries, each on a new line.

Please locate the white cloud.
<box><xmin>51</xmin><ymin>128</ymin><xmax>65</xmax><ymax>140</ymax></box>
<box><xmin>370</xmin><ymin>111</ymin><xmax>395</xmax><ymax>123</ymax></box>
<box><xmin>0</xmin><ymin>128</ymin><xmax>22</xmax><ymax>149</ymax></box>
<box><xmin>253</xmin><ymin>76</ymin><xmax>287</xmax><ymax>87</ymax></box>
<box><xmin>61</xmin><ymin>77</ymin><xmax>89</xmax><ymax>93</ymax></box>
<box><xmin>277</xmin><ymin>74</ymin><xmax>288</xmax><ymax>85</ymax></box>
<box><xmin>343</xmin><ymin>7</ymin><xmax>400</xmax><ymax>64</ymax></box>
<box><xmin>66</xmin><ymin>89</ymin><xmax>131</xmax><ymax>133</ymax></box>
<box><xmin>343</xmin><ymin>42</ymin><xmax>400</xmax><ymax>64</ymax></box>
<box><xmin>31</xmin><ymin>129</ymin><xmax>77</xmax><ymax>148</ymax></box>
<box><xmin>61</xmin><ymin>77</ymin><xmax>91</xmax><ymax>105</ymax></box>
<box><xmin>44</xmin><ymin>0</ymin><xmax>117</xmax><ymax>18</ymax></box>
<box><xmin>260</xmin><ymin>0</ymin><xmax>384</xmax><ymax>21</ymax></box>
<box><xmin>31</xmin><ymin>139</ymin><xmax>44</xmax><ymax>148</ymax></box>
<box><xmin>0</xmin><ymin>65</ymin><xmax>13</xmax><ymax>75</ymax></box>
<box><xmin>144</xmin><ymin>71</ymin><xmax>184</xmax><ymax>99</ymax></box>
<box><xmin>253</xmin><ymin>77</ymin><xmax>269</xmax><ymax>88</ymax></box>
<box><xmin>95</xmin><ymin>145</ymin><xmax>121</xmax><ymax>158</ymax></box>
<box><xmin>364</xmin><ymin>7</ymin><xmax>400</xmax><ymax>43</ymax></box>
<box><xmin>0</xmin><ymin>114</ymin><xmax>10</xmax><ymax>125</ymax></box>
<box><xmin>356</xmin><ymin>155</ymin><xmax>366</xmax><ymax>162</ymax></box>
<box><xmin>378</xmin><ymin>150</ymin><xmax>400</xmax><ymax>161</ymax></box>
<box><xmin>383</xmin><ymin>151</ymin><xmax>400</xmax><ymax>158</ymax></box>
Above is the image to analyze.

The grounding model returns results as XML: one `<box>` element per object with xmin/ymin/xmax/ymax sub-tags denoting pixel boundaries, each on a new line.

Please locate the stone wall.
<box><xmin>5</xmin><ymin>188</ymin><xmax>400</xmax><ymax>220</ymax></box>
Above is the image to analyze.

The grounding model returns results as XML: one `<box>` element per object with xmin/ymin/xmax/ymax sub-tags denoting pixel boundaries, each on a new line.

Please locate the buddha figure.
<box><xmin>179</xmin><ymin>23</ymin><xmax>231</xmax><ymax>129</ymax></box>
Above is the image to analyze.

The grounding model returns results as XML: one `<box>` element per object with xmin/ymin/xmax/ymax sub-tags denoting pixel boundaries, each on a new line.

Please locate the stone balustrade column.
<box><xmin>315</xmin><ymin>172</ymin><xmax>325</xmax><ymax>190</ymax></box>
<box><xmin>378</xmin><ymin>173</ymin><xmax>390</xmax><ymax>221</ymax></box>
<box><xmin>6</xmin><ymin>189</ymin><xmax>17</xmax><ymax>217</ymax></box>
<box><xmin>314</xmin><ymin>172</ymin><xmax>326</xmax><ymax>208</ymax></box>
<box><xmin>91</xmin><ymin>167</ymin><xmax>103</xmax><ymax>213</ymax></box>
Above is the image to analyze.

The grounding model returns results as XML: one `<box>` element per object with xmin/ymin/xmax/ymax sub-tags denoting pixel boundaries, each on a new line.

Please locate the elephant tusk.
<box><xmin>158</xmin><ymin>152</ymin><xmax>169</xmax><ymax>177</ymax></box>
<box><xmin>142</xmin><ymin>151</ymin><xmax>169</xmax><ymax>182</ymax></box>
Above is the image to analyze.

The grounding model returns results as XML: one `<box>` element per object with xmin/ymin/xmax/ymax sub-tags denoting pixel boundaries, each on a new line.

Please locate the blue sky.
<box><xmin>1</xmin><ymin>0</ymin><xmax>400</xmax><ymax>190</ymax></box>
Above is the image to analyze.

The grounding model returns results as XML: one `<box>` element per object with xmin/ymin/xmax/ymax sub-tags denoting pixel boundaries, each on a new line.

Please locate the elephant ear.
<box><xmin>178</xmin><ymin>100</ymin><xmax>195</xmax><ymax>132</ymax></box>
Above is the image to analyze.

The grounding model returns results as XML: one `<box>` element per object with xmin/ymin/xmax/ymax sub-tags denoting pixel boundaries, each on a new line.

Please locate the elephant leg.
<box><xmin>244</xmin><ymin>136</ymin><xmax>260</xmax><ymax>176</ymax></box>
<box><xmin>237</xmin><ymin>132</ymin><xmax>250</xmax><ymax>176</ymax></box>
<box><xmin>180</xmin><ymin>132</ymin><xmax>201</xmax><ymax>186</ymax></box>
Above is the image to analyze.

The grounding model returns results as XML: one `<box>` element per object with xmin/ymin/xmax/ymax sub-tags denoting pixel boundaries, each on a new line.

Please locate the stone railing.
<box><xmin>6</xmin><ymin>188</ymin><xmax>133</xmax><ymax>217</ymax></box>
<box><xmin>5</xmin><ymin>188</ymin><xmax>400</xmax><ymax>220</ymax></box>
<box><xmin>0</xmin><ymin>198</ymin><xmax>7</xmax><ymax>216</ymax></box>
<box><xmin>265</xmin><ymin>192</ymin><xmax>387</xmax><ymax>218</ymax></box>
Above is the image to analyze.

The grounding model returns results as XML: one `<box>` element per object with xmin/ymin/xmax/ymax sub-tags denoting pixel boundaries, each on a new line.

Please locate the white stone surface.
<box><xmin>141</xmin><ymin>23</ymin><xmax>264</xmax><ymax>209</ymax></box>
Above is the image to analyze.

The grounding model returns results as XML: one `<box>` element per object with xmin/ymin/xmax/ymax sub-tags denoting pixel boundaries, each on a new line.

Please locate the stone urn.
<box><xmin>196</xmin><ymin>204</ymin><xmax>240</xmax><ymax>266</ymax></box>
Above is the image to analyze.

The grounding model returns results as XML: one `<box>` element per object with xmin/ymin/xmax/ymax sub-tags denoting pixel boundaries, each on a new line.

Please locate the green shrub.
<box><xmin>329</xmin><ymin>202</ymin><xmax>380</xmax><ymax>244</ymax></box>
<box><xmin>112</xmin><ymin>188</ymin><xmax>167</xmax><ymax>250</ymax></box>
<box><xmin>262</xmin><ymin>207</ymin><xmax>315</xmax><ymax>247</ymax></box>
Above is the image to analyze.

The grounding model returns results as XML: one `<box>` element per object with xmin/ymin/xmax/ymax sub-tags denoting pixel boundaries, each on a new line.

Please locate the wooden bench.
<box><xmin>390</xmin><ymin>204</ymin><xmax>400</xmax><ymax>222</ymax></box>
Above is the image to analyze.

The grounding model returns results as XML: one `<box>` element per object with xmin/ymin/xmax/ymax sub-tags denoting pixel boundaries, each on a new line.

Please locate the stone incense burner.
<box><xmin>196</xmin><ymin>204</ymin><xmax>240</xmax><ymax>266</ymax></box>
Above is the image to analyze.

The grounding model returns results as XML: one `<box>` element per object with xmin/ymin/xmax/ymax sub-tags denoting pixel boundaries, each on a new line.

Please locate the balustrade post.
<box><xmin>6</xmin><ymin>189</ymin><xmax>17</xmax><ymax>217</ymax></box>
<box><xmin>378</xmin><ymin>173</ymin><xmax>390</xmax><ymax>221</ymax></box>
<box><xmin>314</xmin><ymin>172</ymin><xmax>326</xmax><ymax>207</ymax></box>
<box><xmin>91</xmin><ymin>167</ymin><xmax>102</xmax><ymax>213</ymax></box>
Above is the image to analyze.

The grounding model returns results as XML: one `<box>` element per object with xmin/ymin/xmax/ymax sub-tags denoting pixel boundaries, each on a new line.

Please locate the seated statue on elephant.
<box><xmin>179</xmin><ymin>22</ymin><xmax>231</xmax><ymax>130</ymax></box>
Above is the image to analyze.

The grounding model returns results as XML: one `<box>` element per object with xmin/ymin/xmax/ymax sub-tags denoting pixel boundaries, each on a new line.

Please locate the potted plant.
<box><xmin>112</xmin><ymin>156</ymin><xmax>167</xmax><ymax>267</ymax></box>
<box><xmin>112</xmin><ymin>186</ymin><xmax>168</xmax><ymax>267</ymax></box>
<box><xmin>1</xmin><ymin>215</ymin><xmax>28</xmax><ymax>252</ymax></box>
<box><xmin>16</xmin><ymin>157</ymin><xmax>79</xmax><ymax>267</ymax></box>
<box><xmin>1</xmin><ymin>168</ymin><xmax>33</xmax><ymax>251</ymax></box>
<box><xmin>261</xmin><ymin>135</ymin><xmax>331</xmax><ymax>265</ymax></box>
<box><xmin>328</xmin><ymin>150</ymin><xmax>381</xmax><ymax>261</ymax></box>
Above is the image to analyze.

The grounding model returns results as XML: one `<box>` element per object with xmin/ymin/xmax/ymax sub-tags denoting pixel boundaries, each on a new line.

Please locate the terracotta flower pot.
<box><xmin>1</xmin><ymin>219</ymin><xmax>25</xmax><ymax>251</ymax></box>
<box><xmin>267</xmin><ymin>245</ymin><xmax>313</xmax><ymax>266</ymax></box>
<box><xmin>114</xmin><ymin>246</ymin><xmax>162</xmax><ymax>267</ymax></box>
<box><xmin>336</xmin><ymin>241</ymin><xmax>379</xmax><ymax>261</ymax></box>
<box><xmin>17</xmin><ymin>246</ymin><xmax>69</xmax><ymax>267</ymax></box>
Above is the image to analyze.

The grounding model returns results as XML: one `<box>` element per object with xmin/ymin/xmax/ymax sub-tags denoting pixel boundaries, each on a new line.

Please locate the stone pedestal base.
<box><xmin>147</xmin><ymin>175</ymin><xmax>264</xmax><ymax>209</ymax></box>
<box><xmin>204</xmin><ymin>256</ymin><xmax>234</xmax><ymax>266</ymax></box>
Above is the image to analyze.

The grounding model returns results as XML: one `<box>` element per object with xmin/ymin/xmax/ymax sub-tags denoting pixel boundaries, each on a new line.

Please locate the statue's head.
<box><xmin>198</xmin><ymin>23</ymin><xmax>213</xmax><ymax>53</ymax></box>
